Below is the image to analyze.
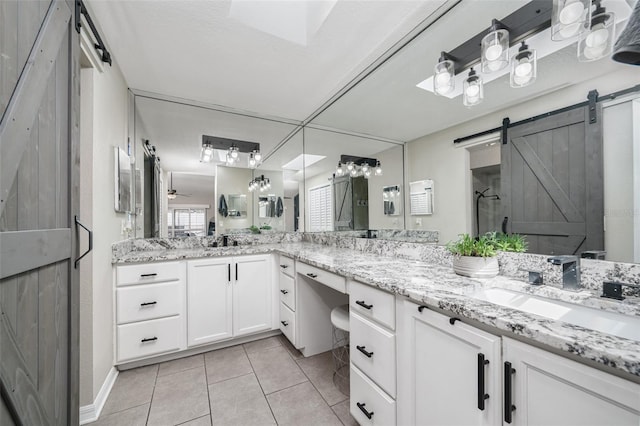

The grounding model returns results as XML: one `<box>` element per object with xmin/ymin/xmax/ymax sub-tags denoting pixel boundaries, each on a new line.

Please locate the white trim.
<box><xmin>79</xmin><ymin>25</ymin><xmax>104</xmax><ymax>73</ymax></box>
<box><xmin>79</xmin><ymin>367</ymin><xmax>119</xmax><ymax>424</ymax></box>
<box><xmin>455</xmin><ymin>131</ymin><xmax>501</xmax><ymax>149</ymax></box>
<box><xmin>168</xmin><ymin>204</ymin><xmax>210</xmax><ymax>209</ymax></box>
<box><xmin>633</xmin><ymin>99</ymin><xmax>640</xmax><ymax>263</ymax></box>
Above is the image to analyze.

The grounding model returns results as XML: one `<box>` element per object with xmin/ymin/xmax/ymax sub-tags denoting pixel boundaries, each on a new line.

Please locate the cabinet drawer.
<box><xmin>351</xmin><ymin>364</ymin><xmax>396</xmax><ymax>426</ymax></box>
<box><xmin>351</xmin><ymin>312</ymin><xmax>396</xmax><ymax>397</ymax></box>
<box><xmin>116</xmin><ymin>262</ymin><xmax>184</xmax><ymax>287</ymax></box>
<box><xmin>297</xmin><ymin>261</ymin><xmax>346</xmax><ymax>294</ymax></box>
<box><xmin>278</xmin><ymin>255</ymin><xmax>295</xmax><ymax>277</ymax></box>
<box><xmin>279</xmin><ymin>302</ymin><xmax>296</xmax><ymax>346</ymax></box>
<box><xmin>350</xmin><ymin>281</ymin><xmax>395</xmax><ymax>330</ymax></box>
<box><xmin>279</xmin><ymin>272</ymin><xmax>295</xmax><ymax>310</ymax></box>
<box><xmin>117</xmin><ymin>316</ymin><xmax>182</xmax><ymax>362</ymax></box>
<box><xmin>117</xmin><ymin>281</ymin><xmax>183</xmax><ymax>324</ymax></box>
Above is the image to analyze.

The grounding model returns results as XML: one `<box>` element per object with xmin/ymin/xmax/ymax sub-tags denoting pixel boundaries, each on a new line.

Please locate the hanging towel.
<box><xmin>218</xmin><ymin>194</ymin><xmax>228</xmax><ymax>217</ymax></box>
<box><xmin>275</xmin><ymin>196</ymin><xmax>284</xmax><ymax>218</ymax></box>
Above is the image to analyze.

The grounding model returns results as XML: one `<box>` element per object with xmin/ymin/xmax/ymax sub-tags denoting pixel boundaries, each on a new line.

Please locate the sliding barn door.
<box><xmin>501</xmin><ymin>106</ymin><xmax>604</xmax><ymax>255</ymax></box>
<box><xmin>0</xmin><ymin>1</ymin><xmax>80</xmax><ymax>425</ymax></box>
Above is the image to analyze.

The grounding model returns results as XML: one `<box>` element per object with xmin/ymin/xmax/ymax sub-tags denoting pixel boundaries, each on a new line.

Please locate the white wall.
<box><xmin>79</xmin><ymin>56</ymin><xmax>130</xmax><ymax>406</ymax></box>
<box><xmin>215</xmin><ymin>165</ymin><xmax>253</xmax><ymax>233</ymax></box>
<box><xmin>406</xmin><ymin>66</ymin><xmax>640</xmax><ymax>246</ymax></box>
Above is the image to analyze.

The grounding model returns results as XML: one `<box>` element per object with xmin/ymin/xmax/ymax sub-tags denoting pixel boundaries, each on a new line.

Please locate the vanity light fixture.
<box><xmin>481</xmin><ymin>19</ymin><xmax>510</xmax><ymax>73</ymax></box>
<box><xmin>510</xmin><ymin>41</ymin><xmax>537</xmax><ymax>88</ymax></box>
<box><xmin>248</xmin><ymin>175</ymin><xmax>271</xmax><ymax>192</ymax></box>
<box><xmin>578</xmin><ymin>1</ymin><xmax>615</xmax><ymax>62</ymax></box>
<box><xmin>334</xmin><ymin>155</ymin><xmax>382</xmax><ymax>179</ymax></box>
<box><xmin>551</xmin><ymin>0</ymin><xmax>591</xmax><ymax>41</ymax></box>
<box><xmin>463</xmin><ymin>68</ymin><xmax>483</xmax><ymax>107</ymax></box>
<box><xmin>200</xmin><ymin>142</ymin><xmax>214</xmax><ymax>163</ymax></box>
<box><xmin>201</xmin><ymin>135</ymin><xmax>261</xmax><ymax>166</ymax></box>
<box><xmin>433</xmin><ymin>51</ymin><xmax>455</xmax><ymax>96</ymax></box>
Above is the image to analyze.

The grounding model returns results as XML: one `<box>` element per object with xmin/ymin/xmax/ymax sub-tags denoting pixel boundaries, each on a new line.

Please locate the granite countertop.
<box><xmin>114</xmin><ymin>242</ymin><xmax>640</xmax><ymax>379</ymax></box>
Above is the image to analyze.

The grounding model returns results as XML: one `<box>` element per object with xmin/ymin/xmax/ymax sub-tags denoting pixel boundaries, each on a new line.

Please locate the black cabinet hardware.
<box><xmin>356</xmin><ymin>345</ymin><xmax>373</xmax><ymax>358</ymax></box>
<box><xmin>74</xmin><ymin>215</ymin><xmax>93</xmax><ymax>268</ymax></box>
<box><xmin>280</xmin><ymin>264</ymin><xmax>288</xmax><ymax>269</ymax></box>
<box><xmin>236</xmin><ymin>263</ymin><xmax>238</xmax><ymax>281</ymax></box>
<box><xmin>504</xmin><ymin>362</ymin><xmax>516</xmax><ymax>423</ymax></box>
<box><xmin>306</xmin><ymin>273</ymin><xmax>318</xmax><ymax>279</ymax></box>
<box><xmin>140</xmin><ymin>273</ymin><xmax>157</xmax><ymax>278</ymax></box>
<box><xmin>280</xmin><ymin>289</ymin><xmax>289</xmax><ymax>295</ymax></box>
<box><xmin>228</xmin><ymin>264</ymin><xmax>231</xmax><ymax>282</ymax></box>
<box><xmin>418</xmin><ymin>305</ymin><xmax>428</xmax><ymax>312</ymax></box>
<box><xmin>477</xmin><ymin>353</ymin><xmax>490</xmax><ymax>410</ymax></box>
<box><xmin>356</xmin><ymin>300</ymin><xmax>373</xmax><ymax>310</ymax></box>
<box><xmin>449</xmin><ymin>317</ymin><xmax>460</xmax><ymax>325</ymax></box>
<box><xmin>141</xmin><ymin>337</ymin><xmax>157</xmax><ymax>343</ymax></box>
<box><xmin>140</xmin><ymin>301</ymin><xmax>157</xmax><ymax>307</ymax></box>
<box><xmin>280</xmin><ymin>321</ymin><xmax>289</xmax><ymax>327</ymax></box>
<box><xmin>356</xmin><ymin>402</ymin><xmax>374</xmax><ymax>419</ymax></box>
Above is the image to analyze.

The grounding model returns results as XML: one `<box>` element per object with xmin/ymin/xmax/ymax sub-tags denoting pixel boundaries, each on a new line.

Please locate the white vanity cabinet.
<box><xmin>115</xmin><ymin>261</ymin><xmax>187</xmax><ymax>363</ymax></box>
<box><xmin>502</xmin><ymin>337</ymin><xmax>640</xmax><ymax>426</ymax></box>
<box><xmin>349</xmin><ymin>281</ymin><xmax>397</xmax><ymax>426</ymax></box>
<box><xmin>278</xmin><ymin>255</ymin><xmax>297</xmax><ymax>346</ymax></box>
<box><xmin>187</xmin><ymin>254</ymin><xmax>272</xmax><ymax>347</ymax></box>
<box><xmin>397</xmin><ymin>298</ymin><xmax>501</xmax><ymax>426</ymax></box>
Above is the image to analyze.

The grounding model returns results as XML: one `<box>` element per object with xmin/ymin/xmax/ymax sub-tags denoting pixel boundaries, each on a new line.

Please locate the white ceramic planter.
<box><xmin>452</xmin><ymin>255</ymin><xmax>499</xmax><ymax>278</ymax></box>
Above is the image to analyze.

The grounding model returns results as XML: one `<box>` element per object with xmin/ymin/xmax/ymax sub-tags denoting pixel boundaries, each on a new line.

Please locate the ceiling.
<box><xmin>88</xmin><ymin>0</ymin><xmax>450</xmax><ymax>121</ymax></box>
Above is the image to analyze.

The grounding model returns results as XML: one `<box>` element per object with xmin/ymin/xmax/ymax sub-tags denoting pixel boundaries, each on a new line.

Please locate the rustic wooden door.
<box><xmin>501</xmin><ymin>106</ymin><xmax>604</xmax><ymax>255</ymax></box>
<box><xmin>0</xmin><ymin>1</ymin><xmax>80</xmax><ymax>425</ymax></box>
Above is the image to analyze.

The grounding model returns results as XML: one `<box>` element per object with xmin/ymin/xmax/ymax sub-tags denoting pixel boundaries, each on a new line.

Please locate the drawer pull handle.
<box><xmin>140</xmin><ymin>273</ymin><xmax>157</xmax><ymax>278</ymax></box>
<box><xmin>306</xmin><ymin>273</ymin><xmax>318</xmax><ymax>279</ymax></box>
<box><xmin>280</xmin><ymin>264</ymin><xmax>289</xmax><ymax>269</ymax></box>
<box><xmin>140</xmin><ymin>301</ymin><xmax>157</xmax><ymax>307</ymax></box>
<box><xmin>280</xmin><ymin>289</ymin><xmax>289</xmax><ymax>295</ymax></box>
<box><xmin>356</xmin><ymin>345</ymin><xmax>373</xmax><ymax>358</ymax></box>
<box><xmin>477</xmin><ymin>353</ymin><xmax>490</xmax><ymax>411</ymax></box>
<box><xmin>141</xmin><ymin>337</ymin><xmax>158</xmax><ymax>343</ymax></box>
<box><xmin>281</xmin><ymin>321</ymin><xmax>289</xmax><ymax>327</ymax></box>
<box><xmin>356</xmin><ymin>300</ymin><xmax>373</xmax><ymax>310</ymax></box>
<box><xmin>449</xmin><ymin>317</ymin><xmax>460</xmax><ymax>325</ymax></box>
<box><xmin>356</xmin><ymin>402</ymin><xmax>374</xmax><ymax>419</ymax></box>
<box><xmin>418</xmin><ymin>305</ymin><xmax>428</xmax><ymax>312</ymax></box>
<box><xmin>504</xmin><ymin>362</ymin><xmax>516</xmax><ymax>423</ymax></box>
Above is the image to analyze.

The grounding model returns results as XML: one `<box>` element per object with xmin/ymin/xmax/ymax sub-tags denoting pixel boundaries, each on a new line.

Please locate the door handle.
<box><xmin>141</xmin><ymin>337</ymin><xmax>157</xmax><ymax>343</ymax></box>
<box><xmin>502</xmin><ymin>216</ymin><xmax>509</xmax><ymax>234</ymax></box>
<box><xmin>477</xmin><ymin>353</ymin><xmax>490</xmax><ymax>410</ymax></box>
<box><xmin>236</xmin><ymin>263</ymin><xmax>238</xmax><ymax>281</ymax></box>
<box><xmin>280</xmin><ymin>264</ymin><xmax>288</xmax><ymax>269</ymax></box>
<box><xmin>74</xmin><ymin>215</ymin><xmax>93</xmax><ymax>268</ymax></box>
<box><xmin>280</xmin><ymin>289</ymin><xmax>288</xmax><ymax>294</ymax></box>
<box><xmin>280</xmin><ymin>321</ymin><xmax>289</xmax><ymax>327</ymax></box>
<box><xmin>355</xmin><ymin>300</ymin><xmax>373</xmax><ymax>310</ymax></box>
<box><xmin>140</xmin><ymin>301</ymin><xmax>157</xmax><ymax>307</ymax></box>
<box><xmin>306</xmin><ymin>273</ymin><xmax>318</xmax><ymax>279</ymax></box>
<box><xmin>228</xmin><ymin>264</ymin><xmax>231</xmax><ymax>282</ymax></box>
<box><xmin>356</xmin><ymin>402</ymin><xmax>374</xmax><ymax>419</ymax></box>
<box><xmin>356</xmin><ymin>345</ymin><xmax>373</xmax><ymax>358</ymax></box>
<box><xmin>504</xmin><ymin>361</ymin><xmax>516</xmax><ymax>423</ymax></box>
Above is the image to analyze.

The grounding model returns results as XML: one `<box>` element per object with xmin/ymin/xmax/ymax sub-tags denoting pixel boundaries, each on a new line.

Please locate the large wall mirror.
<box><xmin>132</xmin><ymin>94</ymin><xmax>302</xmax><ymax>238</ymax></box>
<box><xmin>305</xmin><ymin>0</ymin><xmax>639</xmax><ymax>262</ymax></box>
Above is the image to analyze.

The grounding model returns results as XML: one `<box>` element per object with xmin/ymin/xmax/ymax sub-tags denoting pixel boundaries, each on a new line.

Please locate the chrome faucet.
<box><xmin>547</xmin><ymin>255</ymin><xmax>581</xmax><ymax>290</ymax></box>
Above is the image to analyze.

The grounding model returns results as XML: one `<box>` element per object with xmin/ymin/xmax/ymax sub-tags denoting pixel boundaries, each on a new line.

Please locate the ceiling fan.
<box><xmin>167</xmin><ymin>172</ymin><xmax>191</xmax><ymax>200</ymax></box>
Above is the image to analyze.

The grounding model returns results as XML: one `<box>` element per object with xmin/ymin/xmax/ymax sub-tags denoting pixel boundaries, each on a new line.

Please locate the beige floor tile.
<box><xmin>331</xmin><ymin>400</ymin><xmax>358</xmax><ymax>426</ymax></box>
<box><xmin>296</xmin><ymin>351</ymin><xmax>348</xmax><ymax>406</ymax></box>
<box><xmin>247</xmin><ymin>345</ymin><xmax>308</xmax><ymax>395</ymax></box>
<box><xmin>147</xmin><ymin>366</ymin><xmax>210</xmax><ymax>426</ymax></box>
<box><xmin>205</xmin><ymin>345</ymin><xmax>253</xmax><ymax>384</ymax></box>
<box><xmin>278</xmin><ymin>335</ymin><xmax>303</xmax><ymax>360</ymax></box>
<box><xmin>158</xmin><ymin>354</ymin><xmax>204</xmax><ymax>377</ymax></box>
<box><xmin>209</xmin><ymin>373</ymin><xmax>276</xmax><ymax>425</ymax></box>
<box><xmin>243</xmin><ymin>336</ymin><xmax>282</xmax><ymax>354</ymax></box>
<box><xmin>178</xmin><ymin>414</ymin><xmax>212</xmax><ymax>425</ymax></box>
<box><xmin>101</xmin><ymin>365</ymin><xmax>157</xmax><ymax>416</ymax></box>
<box><xmin>93</xmin><ymin>403</ymin><xmax>149</xmax><ymax>426</ymax></box>
<box><xmin>266</xmin><ymin>381</ymin><xmax>343</xmax><ymax>426</ymax></box>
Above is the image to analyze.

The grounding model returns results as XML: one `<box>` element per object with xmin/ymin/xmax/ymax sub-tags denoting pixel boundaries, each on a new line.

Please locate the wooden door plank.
<box><xmin>17</xmin><ymin>0</ymin><xmax>45</xmax><ymax>69</ymax></box>
<box><xmin>17</xmin><ymin>116</ymin><xmax>40</xmax><ymax>231</ymax></box>
<box><xmin>509</xmin><ymin>108</ymin><xmax>585</xmax><ymax>138</ymax></box>
<box><xmin>501</xmin><ymin>131</ymin><xmax>513</xmax><ymax>233</ymax></box>
<box><xmin>512</xmin><ymin>221</ymin><xmax>586</xmax><ymax>236</ymax></box>
<box><xmin>568</xmin><ymin>123</ymin><xmax>586</xmax><ymax>210</ymax></box>
<box><xmin>0</xmin><ymin>229</ymin><xmax>71</xmax><ymax>279</ymax></box>
<box><xmin>55</xmin><ymin>29</ymin><xmax>70</xmax><ymax>228</ymax></box>
<box><xmin>537</xmin><ymin>130</ymin><xmax>554</xmax><ymax>251</ymax></box>
<box><xmin>584</xmin><ymin>105</ymin><xmax>604</xmax><ymax>251</ymax></box>
<box><xmin>512</xmin><ymin>136</ymin><xmax>583</xmax><ymax>222</ymax></box>
<box><xmin>15</xmin><ymin>271</ymin><xmax>39</xmax><ymax>387</ymax></box>
<box><xmin>0</xmin><ymin>1</ymin><xmax>19</xmax><ymax>118</ymax></box>
<box><xmin>0</xmin><ymin>178</ymin><xmax>18</xmax><ymax>232</ymax></box>
<box><xmin>0</xmin><ymin>394</ymin><xmax>17</xmax><ymax>426</ymax></box>
<box><xmin>39</xmin><ymin>71</ymin><xmax>57</xmax><ymax>229</ymax></box>
<box><xmin>0</xmin><ymin>3</ymin><xmax>71</xmax><ymax>216</ymax></box>
<box><xmin>0</xmin><ymin>277</ymin><xmax>18</xmax><ymax>334</ymax></box>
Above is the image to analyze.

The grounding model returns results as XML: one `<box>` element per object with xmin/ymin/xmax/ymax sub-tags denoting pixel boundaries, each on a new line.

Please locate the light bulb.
<box><xmin>515</xmin><ymin>61</ymin><xmax>532</xmax><ymax>77</ymax></box>
<box><xmin>336</xmin><ymin>162</ymin><xmax>344</xmax><ymax>176</ymax></box>
<box><xmin>578</xmin><ymin>8</ymin><xmax>615</xmax><ymax>62</ymax></box>
<box><xmin>484</xmin><ymin>42</ymin><xmax>503</xmax><ymax>62</ymax></box>
<box><xmin>585</xmin><ymin>25</ymin><xmax>609</xmax><ymax>48</ymax></box>
<box><xmin>364</xmin><ymin>169</ymin><xmax>372</xmax><ymax>179</ymax></box>
<box><xmin>465</xmin><ymin>84</ymin><xmax>480</xmax><ymax>98</ymax></box>
<box><xmin>361</xmin><ymin>163</ymin><xmax>370</xmax><ymax>173</ymax></box>
<box><xmin>346</xmin><ymin>162</ymin><xmax>354</xmax><ymax>171</ymax></box>
<box><xmin>559</xmin><ymin>0</ymin><xmax>584</xmax><ymax>24</ymax></box>
<box><xmin>350</xmin><ymin>168</ymin><xmax>358</xmax><ymax>177</ymax></box>
<box><xmin>435</xmin><ymin>71</ymin><xmax>451</xmax><ymax>86</ymax></box>
<box><xmin>230</xmin><ymin>147</ymin><xmax>239</xmax><ymax>159</ymax></box>
<box><xmin>375</xmin><ymin>161</ymin><xmax>383</xmax><ymax>176</ymax></box>
<box><xmin>254</xmin><ymin>150</ymin><xmax>262</xmax><ymax>162</ymax></box>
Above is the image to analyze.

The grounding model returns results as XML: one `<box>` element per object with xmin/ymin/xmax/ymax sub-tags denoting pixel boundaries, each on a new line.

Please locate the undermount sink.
<box><xmin>472</xmin><ymin>288</ymin><xmax>640</xmax><ymax>342</ymax></box>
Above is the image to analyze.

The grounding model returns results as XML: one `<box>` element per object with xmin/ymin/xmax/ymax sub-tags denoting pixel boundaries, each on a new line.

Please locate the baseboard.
<box><xmin>79</xmin><ymin>367</ymin><xmax>118</xmax><ymax>424</ymax></box>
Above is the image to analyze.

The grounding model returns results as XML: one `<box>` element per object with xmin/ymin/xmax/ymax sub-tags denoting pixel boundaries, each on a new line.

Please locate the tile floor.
<box><xmin>93</xmin><ymin>335</ymin><xmax>357</xmax><ymax>426</ymax></box>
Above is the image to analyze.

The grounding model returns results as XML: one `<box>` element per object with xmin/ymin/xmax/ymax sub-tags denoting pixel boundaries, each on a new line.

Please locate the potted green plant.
<box><xmin>447</xmin><ymin>233</ymin><xmax>528</xmax><ymax>278</ymax></box>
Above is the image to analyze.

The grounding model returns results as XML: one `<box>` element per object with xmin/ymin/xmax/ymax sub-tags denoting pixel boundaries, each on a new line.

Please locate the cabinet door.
<box><xmin>187</xmin><ymin>258</ymin><xmax>233</xmax><ymax>346</ymax></box>
<box><xmin>233</xmin><ymin>255</ymin><xmax>272</xmax><ymax>337</ymax></box>
<box><xmin>397</xmin><ymin>299</ymin><xmax>501</xmax><ymax>426</ymax></box>
<box><xmin>503</xmin><ymin>337</ymin><xmax>640</xmax><ymax>426</ymax></box>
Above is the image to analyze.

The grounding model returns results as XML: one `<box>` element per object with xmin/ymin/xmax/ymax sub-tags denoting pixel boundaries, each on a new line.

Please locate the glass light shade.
<box><xmin>510</xmin><ymin>45</ymin><xmax>537</xmax><ymax>88</ymax></box>
<box><xmin>335</xmin><ymin>162</ymin><xmax>344</xmax><ymax>176</ymax></box>
<box><xmin>578</xmin><ymin>11</ymin><xmax>616</xmax><ymax>62</ymax></box>
<box><xmin>434</xmin><ymin>57</ymin><xmax>455</xmax><ymax>96</ymax></box>
<box><xmin>551</xmin><ymin>0</ymin><xmax>591</xmax><ymax>41</ymax></box>
<box><xmin>346</xmin><ymin>161</ymin><xmax>355</xmax><ymax>171</ymax></box>
<box><xmin>229</xmin><ymin>146</ymin><xmax>239</xmax><ymax>160</ymax></box>
<box><xmin>349</xmin><ymin>168</ymin><xmax>358</xmax><ymax>177</ymax></box>
<box><xmin>248</xmin><ymin>153</ymin><xmax>256</xmax><ymax>167</ymax></box>
<box><xmin>167</xmin><ymin>193</ymin><xmax>177</xmax><ymax>200</ymax></box>
<box><xmin>463</xmin><ymin>69</ymin><xmax>483</xmax><ymax>107</ymax></box>
<box><xmin>375</xmin><ymin>161</ymin><xmax>383</xmax><ymax>176</ymax></box>
<box><xmin>254</xmin><ymin>150</ymin><xmax>262</xmax><ymax>162</ymax></box>
<box><xmin>361</xmin><ymin>163</ymin><xmax>370</xmax><ymax>174</ymax></box>
<box><xmin>200</xmin><ymin>143</ymin><xmax>214</xmax><ymax>162</ymax></box>
<box><xmin>481</xmin><ymin>26</ymin><xmax>509</xmax><ymax>73</ymax></box>
<box><xmin>364</xmin><ymin>169</ymin><xmax>372</xmax><ymax>179</ymax></box>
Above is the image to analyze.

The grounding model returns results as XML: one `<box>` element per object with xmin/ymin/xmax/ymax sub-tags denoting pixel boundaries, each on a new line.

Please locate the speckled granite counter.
<box><xmin>113</xmin><ymin>242</ymin><xmax>640</xmax><ymax>380</ymax></box>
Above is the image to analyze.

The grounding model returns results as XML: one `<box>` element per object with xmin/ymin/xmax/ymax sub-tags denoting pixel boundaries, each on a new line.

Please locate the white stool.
<box><xmin>331</xmin><ymin>304</ymin><xmax>350</xmax><ymax>395</ymax></box>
